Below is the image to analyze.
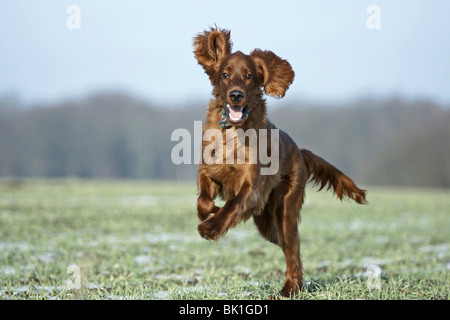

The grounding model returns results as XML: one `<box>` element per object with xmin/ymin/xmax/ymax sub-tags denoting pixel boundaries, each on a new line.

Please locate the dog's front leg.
<box><xmin>198</xmin><ymin>178</ymin><xmax>258</xmax><ymax>241</ymax></box>
<box><xmin>197</xmin><ymin>168</ymin><xmax>221</xmax><ymax>221</ymax></box>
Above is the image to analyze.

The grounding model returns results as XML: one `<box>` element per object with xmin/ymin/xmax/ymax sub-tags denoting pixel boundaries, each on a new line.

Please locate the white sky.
<box><xmin>1</xmin><ymin>0</ymin><xmax>449</xmax><ymax>106</ymax></box>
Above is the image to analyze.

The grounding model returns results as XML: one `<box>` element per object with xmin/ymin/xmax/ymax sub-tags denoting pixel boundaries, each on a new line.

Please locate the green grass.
<box><xmin>0</xmin><ymin>179</ymin><xmax>448</xmax><ymax>300</ymax></box>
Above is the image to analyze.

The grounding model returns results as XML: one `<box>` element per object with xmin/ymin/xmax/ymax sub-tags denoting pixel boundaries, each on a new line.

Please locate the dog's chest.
<box><xmin>202</xmin><ymin>127</ymin><xmax>258</xmax><ymax>166</ymax></box>
<box><xmin>206</xmin><ymin>163</ymin><xmax>248</xmax><ymax>190</ymax></box>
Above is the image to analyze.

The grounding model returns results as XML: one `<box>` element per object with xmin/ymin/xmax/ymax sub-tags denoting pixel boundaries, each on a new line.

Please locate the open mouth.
<box><xmin>225</xmin><ymin>104</ymin><xmax>249</xmax><ymax>124</ymax></box>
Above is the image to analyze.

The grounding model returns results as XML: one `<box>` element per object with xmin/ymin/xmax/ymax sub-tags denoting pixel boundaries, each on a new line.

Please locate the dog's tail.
<box><xmin>301</xmin><ymin>149</ymin><xmax>367</xmax><ymax>204</ymax></box>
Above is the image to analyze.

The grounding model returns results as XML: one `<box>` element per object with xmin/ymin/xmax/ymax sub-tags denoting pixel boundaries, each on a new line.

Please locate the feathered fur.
<box><xmin>193</xmin><ymin>27</ymin><xmax>367</xmax><ymax>298</ymax></box>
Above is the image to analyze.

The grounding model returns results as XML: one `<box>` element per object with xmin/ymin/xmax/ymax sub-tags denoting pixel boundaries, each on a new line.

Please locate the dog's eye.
<box><xmin>245</xmin><ymin>74</ymin><xmax>253</xmax><ymax>80</ymax></box>
<box><xmin>222</xmin><ymin>73</ymin><xmax>229</xmax><ymax>79</ymax></box>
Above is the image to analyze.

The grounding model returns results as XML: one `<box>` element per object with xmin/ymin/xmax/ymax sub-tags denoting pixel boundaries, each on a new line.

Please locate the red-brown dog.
<box><xmin>193</xmin><ymin>27</ymin><xmax>367</xmax><ymax>298</ymax></box>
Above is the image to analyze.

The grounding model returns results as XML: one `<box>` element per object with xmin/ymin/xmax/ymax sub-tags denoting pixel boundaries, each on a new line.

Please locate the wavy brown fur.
<box><xmin>301</xmin><ymin>149</ymin><xmax>367</xmax><ymax>204</ymax></box>
<box><xmin>193</xmin><ymin>26</ymin><xmax>367</xmax><ymax>299</ymax></box>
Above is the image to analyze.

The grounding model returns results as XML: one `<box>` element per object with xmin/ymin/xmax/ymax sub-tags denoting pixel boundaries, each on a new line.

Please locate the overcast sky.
<box><xmin>1</xmin><ymin>0</ymin><xmax>449</xmax><ymax>106</ymax></box>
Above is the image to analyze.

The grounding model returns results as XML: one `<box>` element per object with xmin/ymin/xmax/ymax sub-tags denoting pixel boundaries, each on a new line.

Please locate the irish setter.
<box><xmin>193</xmin><ymin>27</ymin><xmax>367</xmax><ymax>298</ymax></box>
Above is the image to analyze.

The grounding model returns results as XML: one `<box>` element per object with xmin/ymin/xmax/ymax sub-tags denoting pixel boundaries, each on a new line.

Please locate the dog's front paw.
<box><xmin>197</xmin><ymin>216</ymin><xmax>224</xmax><ymax>241</ymax></box>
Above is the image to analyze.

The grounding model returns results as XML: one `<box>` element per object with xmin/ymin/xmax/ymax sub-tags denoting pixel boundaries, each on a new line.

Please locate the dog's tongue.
<box><xmin>227</xmin><ymin>104</ymin><xmax>243</xmax><ymax>121</ymax></box>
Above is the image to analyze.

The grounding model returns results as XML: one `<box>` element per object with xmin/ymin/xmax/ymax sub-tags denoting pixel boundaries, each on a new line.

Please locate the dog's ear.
<box><xmin>193</xmin><ymin>27</ymin><xmax>232</xmax><ymax>82</ymax></box>
<box><xmin>250</xmin><ymin>49</ymin><xmax>295</xmax><ymax>98</ymax></box>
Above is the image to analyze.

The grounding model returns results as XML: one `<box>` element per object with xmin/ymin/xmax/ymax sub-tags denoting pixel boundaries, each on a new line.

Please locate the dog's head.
<box><xmin>193</xmin><ymin>27</ymin><xmax>295</xmax><ymax>126</ymax></box>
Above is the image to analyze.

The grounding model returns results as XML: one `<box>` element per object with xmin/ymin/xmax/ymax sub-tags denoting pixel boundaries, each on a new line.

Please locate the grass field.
<box><xmin>0</xmin><ymin>179</ymin><xmax>448</xmax><ymax>300</ymax></box>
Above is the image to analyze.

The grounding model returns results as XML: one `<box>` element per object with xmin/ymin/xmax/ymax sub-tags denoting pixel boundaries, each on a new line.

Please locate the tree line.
<box><xmin>0</xmin><ymin>92</ymin><xmax>449</xmax><ymax>187</ymax></box>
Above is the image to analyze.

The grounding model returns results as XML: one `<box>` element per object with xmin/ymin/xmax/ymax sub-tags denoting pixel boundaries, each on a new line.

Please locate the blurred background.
<box><xmin>0</xmin><ymin>0</ymin><xmax>449</xmax><ymax>187</ymax></box>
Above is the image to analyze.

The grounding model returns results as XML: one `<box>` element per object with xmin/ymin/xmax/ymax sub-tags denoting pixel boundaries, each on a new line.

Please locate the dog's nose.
<box><xmin>229</xmin><ymin>90</ymin><xmax>244</xmax><ymax>102</ymax></box>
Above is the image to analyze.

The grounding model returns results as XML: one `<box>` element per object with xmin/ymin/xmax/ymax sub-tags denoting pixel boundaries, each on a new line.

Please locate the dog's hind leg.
<box><xmin>254</xmin><ymin>171</ymin><xmax>307</xmax><ymax>298</ymax></box>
